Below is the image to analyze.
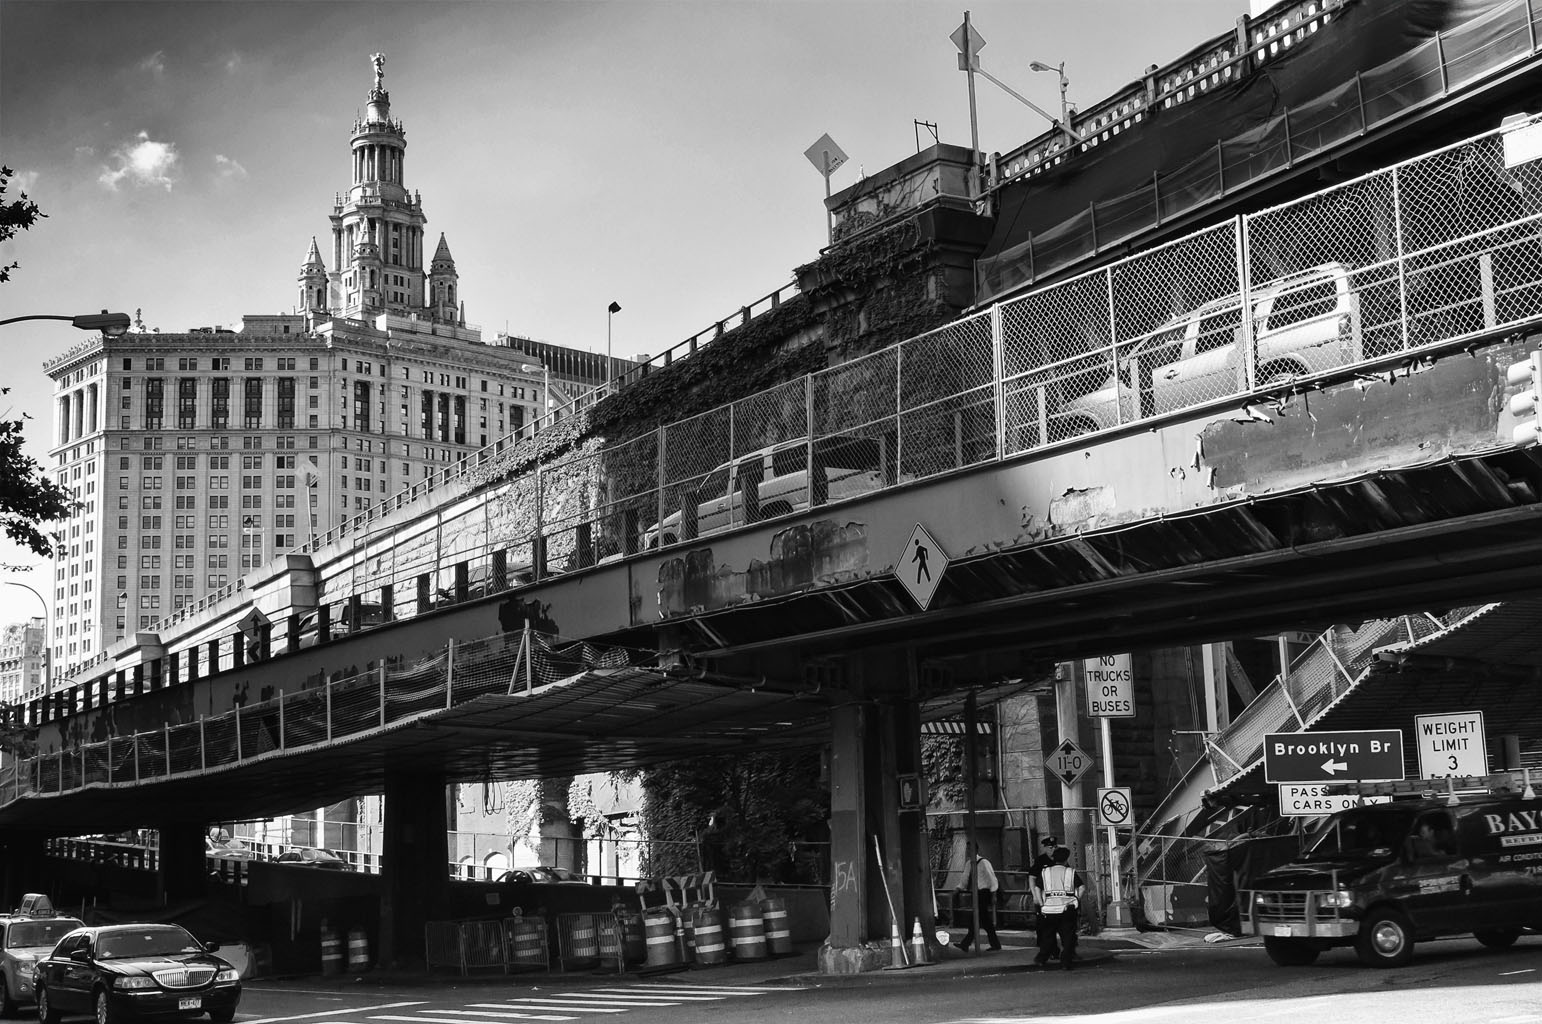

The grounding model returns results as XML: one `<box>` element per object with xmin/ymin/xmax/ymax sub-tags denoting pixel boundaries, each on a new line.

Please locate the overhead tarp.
<box><xmin>977</xmin><ymin>0</ymin><xmax>1534</xmax><ymax>301</ymax></box>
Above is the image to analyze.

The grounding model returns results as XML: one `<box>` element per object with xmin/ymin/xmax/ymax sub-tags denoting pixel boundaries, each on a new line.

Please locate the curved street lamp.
<box><xmin>1</xmin><ymin>580</ymin><xmax>49</xmax><ymax>693</ymax></box>
<box><xmin>0</xmin><ymin>310</ymin><xmax>132</xmax><ymax>336</ymax></box>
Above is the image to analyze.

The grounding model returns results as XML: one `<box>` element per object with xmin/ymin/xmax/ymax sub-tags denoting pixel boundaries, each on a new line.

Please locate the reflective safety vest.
<box><xmin>1040</xmin><ymin>865</ymin><xmax>1078</xmax><ymax>914</ymax></box>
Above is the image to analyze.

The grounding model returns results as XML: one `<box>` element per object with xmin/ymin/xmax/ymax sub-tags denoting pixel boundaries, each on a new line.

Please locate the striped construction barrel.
<box><xmin>689</xmin><ymin>906</ymin><xmax>726</xmax><ymax>966</ymax></box>
<box><xmin>320</xmin><ymin>923</ymin><xmax>343</xmax><ymax>975</ymax></box>
<box><xmin>505</xmin><ymin>915</ymin><xmax>546</xmax><ymax>968</ymax></box>
<box><xmin>727</xmin><ymin>901</ymin><xmax>767</xmax><ymax>960</ymax></box>
<box><xmin>760</xmin><ymin>897</ymin><xmax>791</xmax><ymax>955</ymax></box>
<box><xmin>643</xmin><ymin>907</ymin><xmax>682</xmax><ymax>967</ymax></box>
<box><xmin>346</xmin><ymin>927</ymin><xmax>371</xmax><ymax>972</ymax></box>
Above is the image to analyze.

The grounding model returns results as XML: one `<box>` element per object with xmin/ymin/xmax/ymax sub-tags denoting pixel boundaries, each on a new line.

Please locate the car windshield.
<box><xmin>1303</xmin><ymin>807</ymin><xmax>1417</xmax><ymax>859</ymax></box>
<box><xmin>5</xmin><ymin>920</ymin><xmax>81</xmax><ymax>948</ymax></box>
<box><xmin>96</xmin><ymin>926</ymin><xmax>203</xmax><ymax>959</ymax></box>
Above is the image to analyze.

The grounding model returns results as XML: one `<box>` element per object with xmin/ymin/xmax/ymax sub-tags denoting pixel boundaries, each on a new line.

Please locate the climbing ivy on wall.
<box><xmin>629</xmin><ymin>749</ymin><xmax>828</xmax><ymax>885</ymax></box>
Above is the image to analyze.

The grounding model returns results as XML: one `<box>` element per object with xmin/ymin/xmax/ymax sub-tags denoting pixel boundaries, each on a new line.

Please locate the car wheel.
<box><xmin>1474</xmin><ymin>927</ymin><xmax>1521</xmax><ymax>949</ymax></box>
<box><xmin>0</xmin><ymin>974</ymin><xmax>17</xmax><ymax>1018</ymax></box>
<box><xmin>1356</xmin><ymin>908</ymin><xmax>1415</xmax><ymax>967</ymax></box>
<box><xmin>1263</xmin><ymin>937</ymin><xmax>1320</xmax><ymax>966</ymax></box>
<box><xmin>96</xmin><ymin>987</ymin><xmax>119</xmax><ymax>1024</ymax></box>
<box><xmin>36</xmin><ymin>984</ymin><xmax>59</xmax><ymax>1024</ymax></box>
<box><xmin>208</xmin><ymin>1007</ymin><xmax>237</xmax><ymax>1023</ymax></box>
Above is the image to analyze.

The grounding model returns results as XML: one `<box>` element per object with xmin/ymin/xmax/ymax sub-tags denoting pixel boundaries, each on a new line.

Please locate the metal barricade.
<box><xmin>556</xmin><ymin>912</ymin><xmax>624</xmax><ymax>973</ymax></box>
<box><xmin>501</xmin><ymin>914</ymin><xmax>550</xmax><ymax>972</ymax></box>
<box><xmin>424</xmin><ymin>919</ymin><xmax>510</xmax><ymax>976</ymax></box>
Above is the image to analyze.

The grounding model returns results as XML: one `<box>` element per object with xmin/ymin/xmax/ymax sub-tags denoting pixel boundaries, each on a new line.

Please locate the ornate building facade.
<box><xmin>40</xmin><ymin>56</ymin><xmax>608</xmax><ymax>684</ymax></box>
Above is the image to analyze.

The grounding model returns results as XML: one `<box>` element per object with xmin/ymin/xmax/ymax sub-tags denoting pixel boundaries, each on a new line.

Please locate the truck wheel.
<box><xmin>1356</xmin><ymin>909</ymin><xmax>1415</xmax><ymax>967</ymax></box>
<box><xmin>0</xmin><ymin>975</ymin><xmax>18</xmax><ymax>1018</ymax></box>
<box><xmin>1474</xmin><ymin>928</ymin><xmax>1520</xmax><ymax>948</ymax></box>
<box><xmin>1264</xmin><ymin>937</ymin><xmax>1320</xmax><ymax>966</ymax></box>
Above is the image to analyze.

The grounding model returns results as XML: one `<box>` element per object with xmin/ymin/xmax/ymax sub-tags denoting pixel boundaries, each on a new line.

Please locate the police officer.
<box><xmin>1030</xmin><ymin>835</ymin><xmax>1060</xmax><ymax>962</ymax></box>
<box><xmin>1033</xmin><ymin>846</ymin><xmax>1085</xmax><ymax>969</ymax></box>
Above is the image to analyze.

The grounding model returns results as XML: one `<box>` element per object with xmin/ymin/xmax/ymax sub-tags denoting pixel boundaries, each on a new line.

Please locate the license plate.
<box><xmin>179</xmin><ymin>998</ymin><xmax>201</xmax><ymax>1010</ymax></box>
<box><xmin>1269</xmin><ymin>924</ymin><xmax>1294</xmax><ymax>937</ymax></box>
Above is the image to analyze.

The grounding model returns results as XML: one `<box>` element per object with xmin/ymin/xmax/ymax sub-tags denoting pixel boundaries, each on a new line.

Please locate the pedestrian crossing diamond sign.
<box><xmin>897</xmin><ymin>523</ymin><xmax>947</xmax><ymax>611</ymax></box>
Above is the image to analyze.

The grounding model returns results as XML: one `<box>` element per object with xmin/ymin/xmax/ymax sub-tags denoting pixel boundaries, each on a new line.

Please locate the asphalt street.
<box><xmin>213</xmin><ymin>932</ymin><xmax>1542</xmax><ymax>1024</ymax></box>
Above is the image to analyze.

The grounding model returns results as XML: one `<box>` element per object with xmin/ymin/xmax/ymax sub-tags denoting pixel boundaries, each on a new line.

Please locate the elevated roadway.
<box><xmin>10</xmin><ymin>117</ymin><xmax>1542</xmax><ymax>970</ymax></box>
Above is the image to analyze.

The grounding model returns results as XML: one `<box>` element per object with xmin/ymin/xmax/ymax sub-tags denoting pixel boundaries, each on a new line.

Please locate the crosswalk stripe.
<box><xmin>572</xmin><ymin>992</ymin><xmax>725</xmax><ymax>1002</ymax></box>
<box><xmin>485</xmin><ymin>999</ymin><xmax>681</xmax><ymax>1008</ymax></box>
<box><xmin>601</xmin><ymin>986</ymin><xmax>780</xmax><ymax>994</ymax></box>
<box><xmin>369</xmin><ymin>1014</ymin><xmax>572</xmax><ymax>1023</ymax></box>
<box><xmin>458</xmin><ymin>1008</ymin><xmax>625</xmax><ymax>1016</ymax></box>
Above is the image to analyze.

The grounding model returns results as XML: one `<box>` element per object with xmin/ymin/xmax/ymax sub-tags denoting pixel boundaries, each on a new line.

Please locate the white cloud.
<box><xmin>213</xmin><ymin>154</ymin><xmax>247</xmax><ymax>181</ymax></box>
<box><xmin>10</xmin><ymin>170</ymin><xmax>40</xmax><ymax>194</ymax></box>
<box><xmin>221</xmin><ymin>51</ymin><xmax>244</xmax><ymax>75</ymax></box>
<box><xmin>98</xmin><ymin>132</ymin><xmax>181</xmax><ymax>191</ymax></box>
<box><xmin>138</xmin><ymin>51</ymin><xmax>166</xmax><ymax>75</ymax></box>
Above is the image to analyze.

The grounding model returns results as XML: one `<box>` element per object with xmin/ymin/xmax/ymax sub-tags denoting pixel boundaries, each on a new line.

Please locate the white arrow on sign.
<box><xmin>1320</xmin><ymin>759</ymin><xmax>1348</xmax><ymax>775</ymax></box>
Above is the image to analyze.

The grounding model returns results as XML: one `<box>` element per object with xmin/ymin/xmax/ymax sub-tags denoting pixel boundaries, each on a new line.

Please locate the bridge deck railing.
<box><xmin>12</xmin><ymin>116</ymin><xmax>1542</xmax><ymax>734</ymax></box>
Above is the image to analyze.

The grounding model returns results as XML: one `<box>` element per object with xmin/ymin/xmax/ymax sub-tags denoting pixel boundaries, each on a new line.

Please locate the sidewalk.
<box><xmin>245</xmin><ymin>928</ymin><xmax>1255</xmax><ymax>992</ymax></box>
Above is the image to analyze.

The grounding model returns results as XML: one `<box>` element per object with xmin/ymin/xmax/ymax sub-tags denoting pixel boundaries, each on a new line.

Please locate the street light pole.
<box><xmin>0</xmin><ymin>311</ymin><xmax>132</xmax><ymax>336</ymax></box>
<box><xmin>3</xmin><ymin>580</ymin><xmax>49</xmax><ymax>693</ymax></box>
<box><xmin>605</xmin><ymin>301</ymin><xmax>622</xmax><ymax>394</ymax></box>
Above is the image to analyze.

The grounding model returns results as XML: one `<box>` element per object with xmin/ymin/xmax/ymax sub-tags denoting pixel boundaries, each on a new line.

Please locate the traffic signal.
<box><xmin>1507</xmin><ymin>350</ymin><xmax>1542</xmax><ymax>445</ymax></box>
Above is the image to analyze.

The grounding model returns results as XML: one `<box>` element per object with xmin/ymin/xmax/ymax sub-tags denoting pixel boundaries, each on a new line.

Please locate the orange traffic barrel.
<box><xmin>505</xmin><ymin>915</ymin><xmax>547</xmax><ymax>968</ymax></box>
<box><xmin>346</xmin><ymin>927</ymin><xmax>371</xmax><ymax>972</ymax></box>
<box><xmin>643</xmin><ymin>907</ymin><xmax>682</xmax><ymax>967</ymax></box>
<box><xmin>727</xmin><ymin>901</ymin><xmax>767</xmax><ymax>960</ymax></box>
<box><xmin>320</xmin><ymin>922</ymin><xmax>343</xmax><ymax>976</ymax></box>
<box><xmin>760</xmin><ymin>897</ymin><xmax>791</xmax><ymax>955</ymax></box>
<box><xmin>690</xmin><ymin>906</ymin><xmax>726</xmax><ymax>966</ymax></box>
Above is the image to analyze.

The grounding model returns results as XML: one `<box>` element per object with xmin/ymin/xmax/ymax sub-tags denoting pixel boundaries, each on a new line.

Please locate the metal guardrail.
<box><xmin>979</xmin><ymin>0</ymin><xmax>1542</xmax><ymax>298</ymax></box>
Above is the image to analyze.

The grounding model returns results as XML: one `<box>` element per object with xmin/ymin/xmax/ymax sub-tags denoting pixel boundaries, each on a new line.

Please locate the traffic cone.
<box><xmin>911</xmin><ymin>918</ymin><xmax>927</xmax><ymax>965</ymax></box>
<box><xmin>889</xmin><ymin>919</ymin><xmax>907</xmax><ymax>967</ymax></box>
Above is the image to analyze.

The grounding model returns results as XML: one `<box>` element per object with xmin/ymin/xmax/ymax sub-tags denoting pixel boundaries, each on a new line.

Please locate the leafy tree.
<box><xmin>1</xmin><ymin>166</ymin><xmax>73</xmax><ymax>556</ymax></box>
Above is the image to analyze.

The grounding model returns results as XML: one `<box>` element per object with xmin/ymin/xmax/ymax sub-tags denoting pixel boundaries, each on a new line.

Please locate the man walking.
<box><xmin>953</xmin><ymin>842</ymin><xmax>1001</xmax><ymax>951</ymax></box>
<box><xmin>1033</xmin><ymin>846</ymin><xmax>1085</xmax><ymax>969</ymax></box>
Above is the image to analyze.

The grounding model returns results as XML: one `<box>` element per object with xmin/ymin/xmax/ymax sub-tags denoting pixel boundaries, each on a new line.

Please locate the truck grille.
<box><xmin>1252</xmin><ymin>890</ymin><xmax>1311</xmax><ymax>925</ymax></box>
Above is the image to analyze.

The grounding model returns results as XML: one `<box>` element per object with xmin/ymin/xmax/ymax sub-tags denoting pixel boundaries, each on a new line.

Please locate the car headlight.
<box><xmin>1317</xmin><ymin>891</ymin><xmax>1354</xmax><ymax>908</ymax></box>
<box><xmin>114</xmin><ymin>976</ymin><xmax>157</xmax><ymax>990</ymax></box>
<box><xmin>213</xmin><ymin>968</ymin><xmax>239</xmax><ymax>984</ymax></box>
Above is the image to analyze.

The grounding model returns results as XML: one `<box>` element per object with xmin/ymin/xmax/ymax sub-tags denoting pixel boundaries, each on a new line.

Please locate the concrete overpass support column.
<box><xmin>380</xmin><ymin>769</ymin><xmax>449</xmax><ymax>969</ymax></box>
<box><xmin>824</xmin><ymin>697</ymin><xmax>924</xmax><ymax>974</ymax></box>
<box><xmin>157</xmin><ymin>822</ymin><xmax>208</xmax><ymax>902</ymax></box>
<box><xmin>886</xmin><ymin>696</ymin><xmax>938</xmax><ymax>962</ymax></box>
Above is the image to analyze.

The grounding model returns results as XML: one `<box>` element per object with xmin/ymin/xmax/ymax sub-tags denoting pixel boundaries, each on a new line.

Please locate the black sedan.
<box><xmin>34</xmin><ymin>924</ymin><xmax>241</xmax><ymax>1024</ymax></box>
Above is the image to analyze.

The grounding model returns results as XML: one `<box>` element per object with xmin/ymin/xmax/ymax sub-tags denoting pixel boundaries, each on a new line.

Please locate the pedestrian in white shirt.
<box><xmin>954</xmin><ymin>842</ymin><xmax>1001</xmax><ymax>951</ymax></box>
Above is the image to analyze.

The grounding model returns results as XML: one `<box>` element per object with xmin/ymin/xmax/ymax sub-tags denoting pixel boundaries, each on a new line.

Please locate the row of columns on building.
<box><xmin>354</xmin><ymin>144</ymin><xmax>403</xmax><ymax>187</ymax></box>
<box><xmin>57</xmin><ymin>383</ymin><xmax>99</xmax><ymax>445</ymax></box>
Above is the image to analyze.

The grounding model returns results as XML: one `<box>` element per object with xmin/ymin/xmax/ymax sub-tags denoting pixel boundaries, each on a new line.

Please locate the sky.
<box><xmin>0</xmin><ymin>0</ymin><xmax>1247</xmax><ymax>628</ymax></box>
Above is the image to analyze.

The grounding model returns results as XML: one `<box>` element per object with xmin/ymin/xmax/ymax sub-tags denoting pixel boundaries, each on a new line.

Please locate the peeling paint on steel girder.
<box><xmin>643</xmin><ymin>446</ymin><xmax>1542</xmax><ymax>661</ymax></box>
<box><xmin>655</xmin><ymin>520</ymin><xmax>870</xmax><ymax>618</ymax></box>
<box><xmin>1200</xmin><ymin>340</ymin><xmax>1519</xmax><ymax>493</ymax></box>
